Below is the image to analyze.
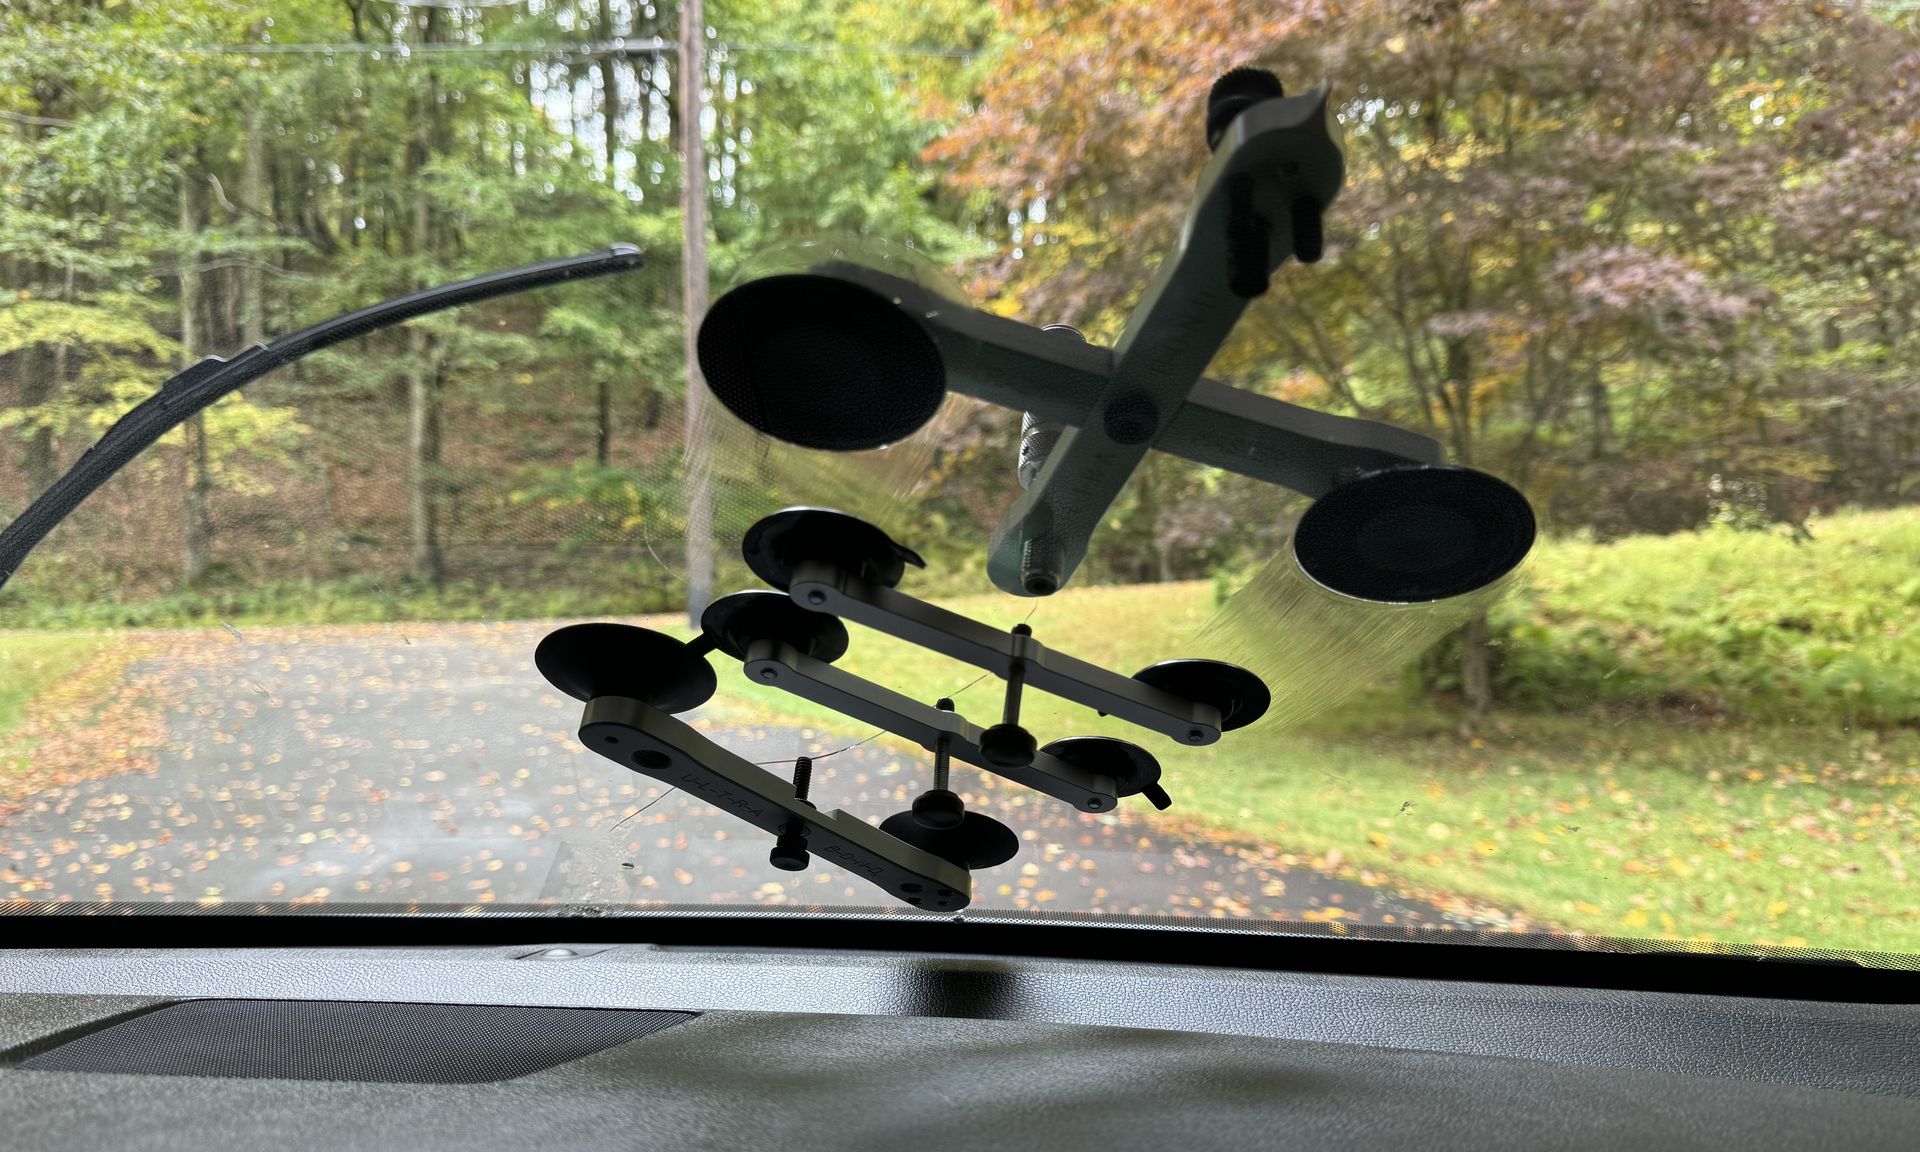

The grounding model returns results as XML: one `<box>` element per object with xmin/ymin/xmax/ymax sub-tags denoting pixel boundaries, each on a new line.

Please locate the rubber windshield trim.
<box><xmin>0</xmin><ymin>911</ymin><xmax>1912</xmax><ymax>1003</ymax></box>
<box><xmin>0</xmin><ymin>244</ymin><xmax>646</xmax><ymax>591</ymax></box>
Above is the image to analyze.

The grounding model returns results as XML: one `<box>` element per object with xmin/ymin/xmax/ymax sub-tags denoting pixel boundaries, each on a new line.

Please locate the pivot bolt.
<box><xmin>914</xmin><ymin>705</ymin><xmax>965</xmax><ymax>829</ymax></box>
<box><xmin>979</xmin><ymin>624</ymin><xmax>1039</xmax><ymax>768</ymax></box>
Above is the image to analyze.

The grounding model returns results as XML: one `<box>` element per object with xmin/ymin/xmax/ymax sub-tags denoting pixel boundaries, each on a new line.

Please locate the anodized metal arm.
<box><xmin>576</xmin><ymin>694</ymin><xmax>974</xmax><ymax>909</ymax></box>
<box><xmin>987</xmin><ymin>86</ymin><xmax>1347</xmax><ymax>595</ymax></box>
<box><xmin>785</xmin><ymin>559</ymin><xmax>1227</xmax><ymax>747</ymax></box>
<box><xmin>820</xmin><ymin>261</ymin><xmax>1442</xmax><ymax>503</ymax></box>
<box><xmin>739</xmin><ymin>638</ymin><xmax>1121</xmax><ymax>813</ymax></box>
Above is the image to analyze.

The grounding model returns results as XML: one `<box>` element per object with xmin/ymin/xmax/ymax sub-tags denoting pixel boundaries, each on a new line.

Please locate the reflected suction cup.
<box><xmin>880</xmin><ymin>808</ymin><xmax>1020</xmax><ymax>871</ymax></box>
<box><xmin>700</xmin><ymin>590</ymin><xmax>851</xmax><ymax>664</ymax></box>
<box><xmin>1041</xmin><ymin>736</ymin><xmax>1171</xmax><ymax>810</ymax></box>
<box><xmin>1292</xmin><ymin>465</ymin><xmax>1536</xmax><ymax>604</ymax></box>
<box><xmin>697</xmin><ymin>274</ymin><xmax>948</xmax><ymax>451</ymax></box>
<box><xmin>742</xmin><ymin>506</ymin><xmax>926</xmax><ymax>591</ymax></box>
<box><xmin>1132</xmin><ymin>659</ymin><xmax>1271</xmax><ymax>731</ymax></box>
<box><xmin>534</xmin><ymin>622</ymin><xmax>717</xmax><ymax>714</ymax></box>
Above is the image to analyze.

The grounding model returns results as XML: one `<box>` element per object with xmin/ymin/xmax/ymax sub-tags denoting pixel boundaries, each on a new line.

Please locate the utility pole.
<box><xmin>679</xmin><ymin>0</ymin><xmax>713</xmax><ymax>627</ymax></box>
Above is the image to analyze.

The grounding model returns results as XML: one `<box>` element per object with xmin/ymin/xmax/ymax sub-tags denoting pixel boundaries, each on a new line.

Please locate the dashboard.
<box><xmin>2</xmin><ymin>934</ymin><xmax>1916</xmax><ymax>1150</ymax></box>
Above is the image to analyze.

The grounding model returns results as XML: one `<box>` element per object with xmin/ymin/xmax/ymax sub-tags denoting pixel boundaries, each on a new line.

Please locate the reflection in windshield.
<box><xmin>1</xmin><ymin>1</ymin><xmax>1916</xmax><ymax>964</ymax></box>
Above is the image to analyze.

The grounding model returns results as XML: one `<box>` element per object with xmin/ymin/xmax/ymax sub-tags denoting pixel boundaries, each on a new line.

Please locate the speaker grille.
<box><xmin>16</xmin><ymin>1000</ymin><xmax>693</xmax><ymax>1083</ymax></box>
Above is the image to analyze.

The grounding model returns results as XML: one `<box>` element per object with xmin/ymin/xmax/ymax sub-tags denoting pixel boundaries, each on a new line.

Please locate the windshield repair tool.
<box><xmin>742</xmin><ymin>508</ymin><xmax>1270</xmax><ymax>752</ymax></box>
<box><xmin>540</xmin><ymin>508</ymin><xmax>1239</xmax><ymax>907</ymax></box>
<box><xmin>694</xmin><ymin>69</ymin><xmax>1535</xmax><ymax>600</ymax></box>
<box><xmin>701</xmin><ymin>588</ymin><xmax>1124</xmax><ymax>812</ymax></box>
<box><xmin>0</xmin><ymin>246</ymin><xmax>648</xmax><ymax>592</ymax></box>
<box><xmin>535</xmin><ymin>621</ymin><xmax>975</xmax><ymax>911</ymax></box>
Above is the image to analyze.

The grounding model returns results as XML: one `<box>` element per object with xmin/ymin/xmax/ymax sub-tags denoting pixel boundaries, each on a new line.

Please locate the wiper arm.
<box><xmin>0</xmin><ymin>244</ymin><xmax>645</xmax><ymax>592</ymax></box>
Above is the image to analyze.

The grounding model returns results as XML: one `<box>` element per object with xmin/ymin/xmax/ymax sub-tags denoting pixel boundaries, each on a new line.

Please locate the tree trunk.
<box><xmin>1440</xmin><ymin>335</ymin><xmax>1495</xmax><ymax>720</ymax></box>
<box><xmin>596</xmin><ymin>0</ymin><xmax>621</xmax><ymax>467</ymax></box>
<box><xmin>680</xmin><ymin>0</ymin><xmax>713</xmax><ymax>627</ymax></box>
<box><xmin>407</xmin><ymin>332</ymin><xmax>444</xmax><ymax>586</ymax></box>
<box><xmin>406</xmin><ymin>8</ymin><xmax>447</xmax><ymax>587</ymax></box>
<box><xmin>597</xmin><ymin>0</ymin><xmax>621</xmax><ymax>182</ymax></box>
<box><xmin>1460</xmin><ymin>607</ymin><xmax>1493</xmax><ymax>727</ymax></box>
<box><xmin>595</xmin><ymin>380</ymin><xmax>613</xmax><ymax>466</ymax></box>
<box><xmin>1587</xmin><ymin>370</ymin><xmax>1611</xmax><ymax>460</ymax></box>
<box><xmin>179</xmin><ymin>165</ymin><xmax>213</xmax><ymax>586</ymax></box>
<box><xmin>17</xmin><ymin>343</ymin><xmax>56</xmax><ymax>499</ymax></box>
<box><xmin>1137</xmin><ymin>461</ymin><xmax>1174</xmax><ymax>582</ymax></box>
<box><xmin>240</xmin><ymin>96</ymin><xmax>268</xmax><ymax>345</ymax></box>
<box><xmin>29</xmin><ymin>261</ymin><xmax>77</xmax><ymax>499</ymax></box>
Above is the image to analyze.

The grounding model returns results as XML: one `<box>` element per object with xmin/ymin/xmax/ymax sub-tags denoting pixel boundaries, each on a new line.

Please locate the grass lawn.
<box><xmin>697</xmin><ymin>579</ymin><xmax>1920</xmax><ymax>957</ymax></box>
<box><xmin>0</xmin><ymin>633</ymin><xmax>112</xmax><ymax>743</ymax></box>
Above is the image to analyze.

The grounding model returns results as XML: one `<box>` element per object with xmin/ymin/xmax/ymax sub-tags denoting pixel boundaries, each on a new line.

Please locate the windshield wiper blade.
<box><xmin>0</xmin><ymin>244</ymin><xmax>645</xmax><ymax>592</ymax></box>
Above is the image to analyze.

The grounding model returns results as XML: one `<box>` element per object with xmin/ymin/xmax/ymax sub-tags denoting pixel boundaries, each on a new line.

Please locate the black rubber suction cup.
<box><xmin>1292</xmin><ymin>465</ymin><xmax>1536</xmax><ymax>604</ymax></box>
<box><xmin>697</xmin><ymin>274</ymin><xmax>949</xmax><ymax>451</ymax></box>
<box><xmin>1041</xmin><ymin>737</ymin><xmax>1170</xmax><ymax>810</ymax></box>
<box><xmin>881</xmin><ymin>808</ymin><xmax>1020</xmax><ymax>871</ymax></box>
<box><xmin>699</xmin><ymin>590</ymin><xmax>851</xmax><ymax>663</ymax></box>
<box><xmin>1133</xmin><ymin>659</ymin><xmax>1271</xmax><ymax>731</ymax></box>
<box><xmin>534</xmin><ymin>622</ymin><xmax>718</xmax><ymax>714</ymax></box>
<box><xmin>742</xmin><ymin>506</ymin><xmax>926</xmax><ymax>591</ymax></box>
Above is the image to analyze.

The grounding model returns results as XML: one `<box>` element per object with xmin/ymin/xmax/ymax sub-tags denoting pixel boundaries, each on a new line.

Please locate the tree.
<box><xmin>929</xmin><ymin>0</ymin><xmax>1910</xmax><ymax>716</ymax></box>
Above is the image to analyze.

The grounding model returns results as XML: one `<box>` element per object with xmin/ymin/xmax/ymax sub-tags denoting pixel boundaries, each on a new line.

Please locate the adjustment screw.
<box><xmin>805</xmin><ymin>589</ymin><xmax>827</xmax><ymax>606</ymax></box>
<box><xmin>792</xmin><ymin>755</ymin><xmax>815</xmax><ymax>804</ymax></box>
<box><xmin>771</xmin><ymin>755</ymin><xmax>816</xmax><ymax>872</ymax></box>
<box><xmin>980</xmin><ymin>626</ymin><xmax>1037</xmax><ymax>768</ymax></box>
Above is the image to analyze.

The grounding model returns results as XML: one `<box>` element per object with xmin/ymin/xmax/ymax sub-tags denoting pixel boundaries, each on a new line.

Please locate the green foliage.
<box><xmin>508</xmin><ymin>457</ymin><xmax>686</xmax><ymax>552</ymax></box>
<box><xmin>1483</xmin><ymin>508</ymin><xmax>1920</xmax><ymax>726</ymax></box>
<box><xmin>0</xmin><ymin>573</ymin><xmax>680</xmax><ymax>632</ymax></box>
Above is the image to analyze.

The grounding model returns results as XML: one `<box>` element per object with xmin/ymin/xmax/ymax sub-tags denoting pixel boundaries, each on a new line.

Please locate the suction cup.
<box><xmin>1132</xmin><ymin>659</ymin><xmax>1271</xmax><ymax>731</ymax></box>
<box><xmin>1041</xmin><ymin>737</ymin><xmax>1170</xmax><ymax>809</ymax></box>
<box><xmin>880</xmin><ymin>809</ymin><xmax>1020</xmax><ymax>871</ymax></box>
<box><xmin>742</xmin><ymin>506</ymin><xmax>926</xmax><ymax>591</ymax></box>
<box><xmin>1292</xmin><ymin>465</ymin><xmax>1536</xmax><ymax>604</ymax></box>
<box><xmin>700</xmin><ymin>590</ymin><xmax>851</xmax><ymax>664</ymax></box>
<box><xmin>697</xmin><ymin>274</ymin><xmax>948</xmax><ymax>451</ymax></box>
<box><xmin>534</xmin><ymin>622</ymin><xmax>718</xmax><ymax>714</ymax></box>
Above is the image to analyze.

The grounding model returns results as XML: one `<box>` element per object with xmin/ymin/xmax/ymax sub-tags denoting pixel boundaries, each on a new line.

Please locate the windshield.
<box><xmin>2</xmin><ymin>0</ymin><xmax>1916</xmax><ymax>968</ymax></box>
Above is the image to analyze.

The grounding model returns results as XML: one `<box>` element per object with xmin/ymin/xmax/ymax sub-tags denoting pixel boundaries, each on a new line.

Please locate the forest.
<box><xmin>4</xmin><ymin>0</ymin><xmax>1916</xmax><ymax>683</ymax></box>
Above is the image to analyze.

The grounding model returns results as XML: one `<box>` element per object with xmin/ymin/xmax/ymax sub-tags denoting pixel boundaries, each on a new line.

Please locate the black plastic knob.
<box><xmin>978</xmin><ymin>722</ymin><xmax>1037</xmax><ymax>769</ymax></box>
<box><xmin>1206</xmin><ymin>67</ymin><xmax>1285</xmax><ymax>150</ymax></box>
<box><xmin>911</xmin><ymin>788</ymin><xmax>966</xmax><ymax>830</ymax></box>
<box><xmin>769</xmin><ymin>829</ymin><xmax>809</xmax><ymax>872</ymax></box>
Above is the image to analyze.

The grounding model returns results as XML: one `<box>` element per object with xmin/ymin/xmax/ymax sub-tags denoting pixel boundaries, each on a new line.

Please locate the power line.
<box><xmin>0</xmin><ymin>36</ymin><xmax>978</xmax><ymax>62</ymax></box>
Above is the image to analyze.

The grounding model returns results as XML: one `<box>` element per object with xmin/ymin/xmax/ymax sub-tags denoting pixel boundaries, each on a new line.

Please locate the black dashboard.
<box><xmin>2</xmin><ymin>931</ymin><xmax>1916</xmax><ymax>1150</ymax></box>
